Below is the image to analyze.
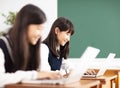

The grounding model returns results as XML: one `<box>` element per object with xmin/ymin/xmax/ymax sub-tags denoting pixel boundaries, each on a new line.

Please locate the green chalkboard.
<box><xmin>58</xmin><ymin>0</ymin><xmax>120</xmax><ymax>58</ymax></box>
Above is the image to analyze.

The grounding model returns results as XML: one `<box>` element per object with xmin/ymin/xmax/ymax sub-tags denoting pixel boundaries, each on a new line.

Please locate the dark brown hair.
<box><xmin>7</xmin><ymin>4</ymin><xmax>46</xmax><ymax>71</ymax></box>
<box><xmin>43</xmin><ymin>17</ymin><xmax>74</xmax><ymax>59</ymax></box>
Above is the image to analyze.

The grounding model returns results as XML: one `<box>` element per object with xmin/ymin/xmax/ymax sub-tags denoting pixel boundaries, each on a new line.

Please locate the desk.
<box><xmin>105</xmin><ymin>69</ymin><xmax>120</xmax><ymax>88</ymax></box>
<box><xmin>81</xmin><ymin>70</ymin><xmax>118</xmax><ymax>88</ymax></box>
<box><xmin>5</xmin><ymin>80</ymin><xmax>100</xmax><ymax>88</ymax></box>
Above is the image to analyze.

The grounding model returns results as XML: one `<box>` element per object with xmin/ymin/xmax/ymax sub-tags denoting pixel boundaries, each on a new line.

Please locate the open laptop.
<box><xmin>82</xmin><ymin>68</ymin><xmax>106</xmax><ymax>78</ymax></box>
<box><xmin>22</xmin><ymin>46</ymin><xmax>100</xmax><ymax>85</ymax></box>
<box><xmin>82</xmin><ymin>53</ymin><xmax>115</xmax><ymax>78</ymax></box>
<box><xmin>81</xmin><ymin>46</ymin><xmax>106</xmax><ymax>78</ymax></box>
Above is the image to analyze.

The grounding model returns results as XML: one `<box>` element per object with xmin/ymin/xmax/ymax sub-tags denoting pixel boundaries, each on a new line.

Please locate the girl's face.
<box><xmin>55</xmin><ymin>27</ymin><xmax>71</xmax><ymax>46</ymax></box>
<box><xmin>28</xmin><ymin>24</ymin><xmax>45</xmax><ymax>45</ymax></box>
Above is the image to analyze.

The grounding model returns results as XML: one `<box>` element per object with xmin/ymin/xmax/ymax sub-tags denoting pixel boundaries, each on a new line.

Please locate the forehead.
<box><xmin>65</xmin><ymin>29</ymin><xmax>72</xmax><ymax>34</ymax></box>
<box><xmin>28</xmin><ymin>24</ymin><xmax>45</xmax><ymax>29</ymax></box>
<box><xmin>60</xmin><ymin>30</ymin><xmax>72</xmax><ymax>36</ymax></box>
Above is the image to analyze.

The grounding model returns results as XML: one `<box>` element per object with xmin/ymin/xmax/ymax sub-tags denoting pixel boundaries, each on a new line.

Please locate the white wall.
<box><xmin>68</xmin><ymin>48</ymin><xmax>120</xmax><ymax>69</ymax></box>
<box><xmin>0</xmin><ymin>0</ymin><xmax>57</xmax><ymax>40</ymax></box>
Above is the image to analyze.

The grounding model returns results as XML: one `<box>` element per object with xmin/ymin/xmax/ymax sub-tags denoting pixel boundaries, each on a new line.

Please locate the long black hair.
<box><xmin>43</xmin><ymin>17</ymin><xmax>74</xmax><ymax>59</ymax></box>
<box><xmin>7</xmin><ymin>4</ymin><xmax>46</xmax><ymax>71</ymax></box>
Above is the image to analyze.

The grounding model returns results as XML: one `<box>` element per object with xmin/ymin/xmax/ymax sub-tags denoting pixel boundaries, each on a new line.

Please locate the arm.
<box><xmin>0</xmin><ymin>49</ymin><xmax>37</xmax><ymax>87</ymax></box>
<box><xmin>0</xmin><ymin>47</ymin><xmax>62</xmax><ymax>87</ymax></box>
<box><xmin>40</xmin><ymin>43</ymin><xmax>51</xmax><ymax>71</ymax></box>
<box><xmin>60</xmin><ymin>59</ymin><xmax>75</xmax><ymax>76</ymax></box>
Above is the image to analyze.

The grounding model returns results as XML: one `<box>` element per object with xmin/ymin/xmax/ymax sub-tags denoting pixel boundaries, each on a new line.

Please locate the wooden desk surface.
<box><xmin>81</xmin><ymin>70</ymin><xmax>118</xmax><ymax>88</ymax></box>
<box><xmin>81</xmin><ymin>74</ymin><xmax>117</xmax><ymax>84</ymax></box>
<box><xmin>5</xmin><ymin>80</ymin><xmax>100</xmax><ymax>88</ymax></box>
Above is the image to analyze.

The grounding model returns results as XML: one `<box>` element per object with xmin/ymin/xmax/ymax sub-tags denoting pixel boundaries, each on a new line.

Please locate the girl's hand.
<box><xmin>84</xmin><ymin>69</ymin><xmax>96</xmax><ymax>75</ymax></box>
<box><xmin>62</xmin><ymin>69</ymin><xmax>73</xmax><ymax>78</ymax></box>
<box><xmin>37</xmin><ymin>71</ymin><xmax>62</xmax><ymax>80</ymax></box>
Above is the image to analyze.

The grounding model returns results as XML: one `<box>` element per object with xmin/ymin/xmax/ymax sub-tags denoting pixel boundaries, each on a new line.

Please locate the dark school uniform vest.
<box><xmin>48</xmin><ymin>49</ymin><xmax>62</xmax><ymax>71</ymax></box>
<box><xmin>0</xmin><ymin>36</ymin><xmax>14</xmax><ymax>72</ymax></box>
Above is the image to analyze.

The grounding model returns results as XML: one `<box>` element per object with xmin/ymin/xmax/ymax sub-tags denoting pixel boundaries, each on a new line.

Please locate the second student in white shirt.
<box><xmin>40</xmin><ymin>17</ymin><xmax>75</xmax><ymax>76</ymax></box>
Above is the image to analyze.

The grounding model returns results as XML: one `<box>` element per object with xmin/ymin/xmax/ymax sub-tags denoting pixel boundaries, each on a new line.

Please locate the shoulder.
<box><xmin>0</xmin><ymin>36</ymin><xmax>5</xmax><ymax>43</ymax></box>
<box><xmin>0</xmin><ymin>36</ymin><xmax>13</xmax><ymax>60</ymax></box>
<box><xmin>0</xmin><ymin>48</ymin><xmax>4</xmax><ymax>59</ymax></box>
<box><xmin>0</xmin><ymin>36</ymin><xmax>7</xmax><ymax>49</ymax></box>
<box><xmin>0</xmin><ymin>48</ymin><xmax>5</xmax><ymax>72</ymax></box>
<box><xmin>41</xmin><ymin>43</ymin><xmax>48</xmax><ymax>48</ymax></box>
<box><xmin>41</xmin><ymin>43</ymin><xmax>49</xmax><ymax>50</ymax></box>
<box><xmin>0</xmin><ymin>36</ymin><xmax>8</xmax><ymax>45</ymax></box>
<box><xmin>40</xmin><ymin>43</ymin><xmax>49</xmax><ymax>54</ymax></box>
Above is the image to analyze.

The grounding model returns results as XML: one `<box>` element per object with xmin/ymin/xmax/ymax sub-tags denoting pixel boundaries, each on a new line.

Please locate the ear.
<box><xmin>55</xmin><ymin>27</ymin><xmax>60</xmax><ymax>34</ymax></box>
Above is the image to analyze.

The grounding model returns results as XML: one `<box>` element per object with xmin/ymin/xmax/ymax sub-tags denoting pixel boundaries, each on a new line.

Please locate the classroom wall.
<box><xmin>1</xmin><ymin>0</ymin><xmax>120</xmax><ymax>58</ymax></box>
<box><xmin>58</xmin><ymin>0</ymin><xmax>120</xmax><ymax>58</ymax></box>
<box><xmin>0</xmin><ymin>0</ymin><xmax>57</xmax><ymax>40</ymax></box>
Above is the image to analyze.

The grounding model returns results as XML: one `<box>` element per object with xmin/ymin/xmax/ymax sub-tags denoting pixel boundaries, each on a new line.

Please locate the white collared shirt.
<box><xmin>40</xmin><ymin>43</ymin><xmax>75</xmax><ymax>73</ymax></box>
<box><xmin>40</xmin><ymin>43</ymin><xmax>51</xmax><ymax>71</ymax></box>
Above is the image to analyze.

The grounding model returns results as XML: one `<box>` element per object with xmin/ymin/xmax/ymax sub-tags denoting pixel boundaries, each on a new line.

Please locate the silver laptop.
<box><xmin>81</xmin><ymin>46</ymin><xmax>106</xmax><ymax>78</ymax></box>
<box><xmin>22</xmin><ymin>46</ymin><xmax>100</xmax><ymax>84</ymax></box>
<box><xmin>82</xmin><ymin>52</ymin><xmax>115</xmax><ymax>78</ymax></box>
<box><xmin>82</xmin><ymin>68</ymin><xmax>106</xmax><ymax>78</ymax></box>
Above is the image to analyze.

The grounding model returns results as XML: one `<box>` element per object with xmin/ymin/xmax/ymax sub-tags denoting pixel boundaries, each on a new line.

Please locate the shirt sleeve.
<box><xmin>60</xmin><ymin>59</ymin><xmax>75</xmax><ymax>75</ymax></box>
<box><xmin>0</xmin><ymin>48</ymin><xmax>37</xmax><ymax>88</ymax></box>
<box><xmin>40</xmin><ymin>43</ymin><xmax>51</xmax><ymax>71</ymax></box>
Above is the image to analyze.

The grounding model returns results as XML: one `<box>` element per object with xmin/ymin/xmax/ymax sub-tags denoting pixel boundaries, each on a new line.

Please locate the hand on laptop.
<box><xmin>37</xmin><ymin>71</ymin><xmax>62</xmax><ymax>80</ymax></box>
<box><xmin>84</xmin><ymin>69</ymin><xmax>96</xmax><ymax>75</ymax></box>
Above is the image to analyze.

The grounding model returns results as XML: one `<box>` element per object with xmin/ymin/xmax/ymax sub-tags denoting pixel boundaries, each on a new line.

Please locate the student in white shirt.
<box><xmin>0</xmin><ymin>4</ymin><xmax>62</xmax><ymax>88</ymax></box>
<box><xmin>40</xmin><ymin>17</ymin><xmax>96</xmax><ymax>76</ymax></box>
<box><xmin>41</xmin><ymin>17</ymin><xmax>75</xmax><ymax>77</ymax></box>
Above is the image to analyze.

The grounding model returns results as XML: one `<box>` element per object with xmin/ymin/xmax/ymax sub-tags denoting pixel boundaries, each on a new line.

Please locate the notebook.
<box><xmin>22</xmin><ymin>46</ymin><xmax>100</xmax><ymax>85</ymax></box>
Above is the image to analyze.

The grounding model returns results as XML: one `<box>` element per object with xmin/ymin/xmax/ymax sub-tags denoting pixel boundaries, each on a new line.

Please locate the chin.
<box><xmin>32</xmin><ymin>41</ymin><xmax>37</xmax><ymax>45</ymax></box>
<box><xmin>61</xmin><ymin>43</ymin><xmax>65</xmax><ymax>46</ymax></box>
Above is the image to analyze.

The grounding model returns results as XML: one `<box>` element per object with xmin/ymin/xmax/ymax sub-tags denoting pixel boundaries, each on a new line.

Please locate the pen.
<box><xmin>65</xmin><ymin>69</ymin><xmax>67</xmax><ymax>75</ymax></box>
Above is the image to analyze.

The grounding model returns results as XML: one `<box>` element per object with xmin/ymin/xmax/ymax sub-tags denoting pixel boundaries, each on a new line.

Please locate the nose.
<box><xmin>66</xmin><ymin>35</ymin><xmax>70</xmax><ymax>42</ymax></box>
<box><xmin>37</xmin><ymin>30</ymin><xmax>42</xmax><ymax>39</ymax></box>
